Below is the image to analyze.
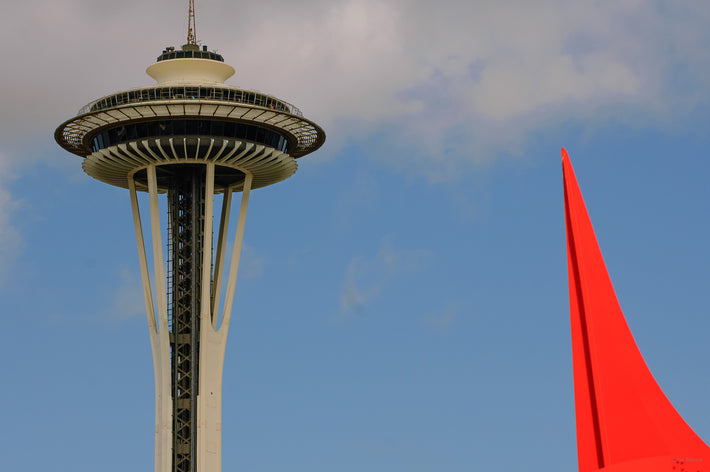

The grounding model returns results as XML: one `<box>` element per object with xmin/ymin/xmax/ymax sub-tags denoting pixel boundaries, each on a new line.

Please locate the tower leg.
<box><xmin>129</xmin><ymin>164</ymin><xmax>253</xmax><ymax>472</ymax></box>
<box><xmin>130</xmin><ymin>165</ymin><xmax>173</xmax><ymax>472</ymax></box>
<box><xmin>198</xmin><ymin>171</ymin><xmax>253</xmax><ymax>472</ymax></box>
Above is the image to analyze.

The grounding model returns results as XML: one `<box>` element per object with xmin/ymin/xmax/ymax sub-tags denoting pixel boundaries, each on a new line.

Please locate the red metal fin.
<box><xmin>562</xmin><ymin>148</ymin><xmax>709</xmax><ymax>472</ymax></box>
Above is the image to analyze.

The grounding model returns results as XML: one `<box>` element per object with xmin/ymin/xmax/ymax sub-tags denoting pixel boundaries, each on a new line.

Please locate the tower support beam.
<box><xmin>221</xmin><ymin>173</ymin><xmax>253</xmax><ymax>338</ymax></box>
<box><xmin>130</xmin><ymin>165</ymin><xmax>174</xmax><ymax>472</ymax></box>
<box><xmin>130</xmin><ymin>163</ymin><xmax>253</xmax><ymax>472</ymax></box>
<box><xmin>197</xmin><ymin>170</ymin><xmax>252</xmax><ymax>472</ymax></box>
<box><xmin>129</xmin><ymin>175</ymin><xmax>169</xmax><ymax>472</ymax></box>
<box><xmin>212</xmin><ymin>189</ymin><xmax>232</xmax><ymax>320</ymax></box>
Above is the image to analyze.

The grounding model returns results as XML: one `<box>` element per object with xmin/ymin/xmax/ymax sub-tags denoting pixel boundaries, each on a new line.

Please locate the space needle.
<box><xmin>54</xmin><ymin>2</ymin><xmax>325</xmax><ymax>471</ymax></box>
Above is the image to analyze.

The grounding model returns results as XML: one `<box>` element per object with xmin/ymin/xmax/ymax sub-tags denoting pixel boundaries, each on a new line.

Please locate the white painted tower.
<box><xmin>54</xmin><ymin>3</ymin><xmax>325</xmax><ymax>472</ymax></box>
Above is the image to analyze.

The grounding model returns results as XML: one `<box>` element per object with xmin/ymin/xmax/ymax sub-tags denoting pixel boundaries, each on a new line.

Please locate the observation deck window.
<box><xmin>81</xmin><ymin>86</ymin><xmax>303</xmax><ymax>118</ymax></box>
<box><xmin>90</xmin><ymin>119</ymin><xmax>290</xmax><ymax>154</ymax></box>
<box><xmin>156</xmin><ymin>50</ymin><xmax>225</xmax><ymax>62</ymax></box>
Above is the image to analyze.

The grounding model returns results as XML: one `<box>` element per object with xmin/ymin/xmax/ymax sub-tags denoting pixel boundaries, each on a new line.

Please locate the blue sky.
<box><xmin>1</xmin><ymin>1</ymin><xmax>710</xmax><ymax>471</ymax></box>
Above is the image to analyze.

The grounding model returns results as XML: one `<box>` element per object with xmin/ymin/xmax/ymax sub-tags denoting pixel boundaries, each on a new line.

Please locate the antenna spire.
<box><xmin>187</xmin><ymin>0</ymin><xmax>197</xmax><ymax>45</ymax></box>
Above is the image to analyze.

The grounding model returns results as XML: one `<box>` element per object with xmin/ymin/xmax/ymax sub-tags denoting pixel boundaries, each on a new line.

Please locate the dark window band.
<box><xmin>157</xmin><ymin>50</ymin><xmax>224</xmax><ymax>62</ymax></box>
<box><xmin>90</xmin><ymin>120</ymin><xmax>289</xmax><ymax>154</ymax></box>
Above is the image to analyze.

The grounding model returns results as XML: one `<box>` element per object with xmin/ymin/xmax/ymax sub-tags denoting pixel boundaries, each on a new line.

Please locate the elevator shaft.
<box><xmin>168</xmin><ymin>167</ymin><xmax>206</xmax><ymax>472</ymax></box>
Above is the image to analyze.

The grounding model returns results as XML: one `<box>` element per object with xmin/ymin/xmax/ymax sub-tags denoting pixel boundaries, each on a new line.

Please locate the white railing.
<box><xmin>78</xmin><ymin>85</ymin><xmax>303</xmax><ymax>117</ymax></box>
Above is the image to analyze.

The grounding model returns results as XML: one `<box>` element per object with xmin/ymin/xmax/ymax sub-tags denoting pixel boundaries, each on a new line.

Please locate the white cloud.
<box><xmin>340</xmin><ymin>235</ymin><xmax>434</xmax><ymax>316</ymax></box>
<box><xmin>423</xmin><ymin>304</ymin><xmax>461</xmax><ymax>330</ymax></box>
<box><xmin>240</xmin><ymin>244</ymin><xmax>266</xmax><ymax>280</ymax></box>
<box><xmin>216</xmin><ymin>0</ymin><xmax>710</xmax><ymax>175</ymax></box>
<box><xmin>101</xmin><ymin>241</ymin><xmax>263</xmax><ymax>323</ymax></box>
<box><xmin>340</xmin><ymin>259</ymin><xmax>381</xmax><ymax>314</ymax></box>
<box><xmin>3</xmin><ymin>1</ymin><xmax>709</xmax><ymax>177</ymax></box>
<box><xmin>104</xmin><ymin>268</ymin><xmax>146</xmax><ymax>321</ymax></box>
<box><xmin>0</xmin><ymin>152</ymin><xmax>23</xmax><ymax>286</ymax></box>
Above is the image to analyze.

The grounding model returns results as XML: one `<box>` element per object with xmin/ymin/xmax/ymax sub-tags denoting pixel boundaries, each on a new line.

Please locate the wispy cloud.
<box><xmin>423</xmin><ymin>303</ymin><xmax>461</xmax><ymax>330</ymax></box>
<box><xmin>340</xmin><ymin>235</ymin><xmax>434</xmax><ymax>316</ymax></box>
<box><xmin>216</xmin><ymin>1</ymin><xmax>710</xmax><ymax>177</ymax></box>
<box><xmin>0</xmin><ymin>152</ymin><xmax>23</xmax><ymax>287</ymax></box>
<box><xmin>103</xmin><ymin>268</ymin><xmax>145</xmax><ymax>322</ymax></box>
<box><xmin>240</xmin><ymin>244</ymin><xmax>266</xmax><ymax>280</ymax></box>
<box><xmin>5</xmin><ymin>0</ymin><xmax>710</xmax><ymax>178</ymax></box>
<box><xmin>340</xmin><ymin>260</ymin><xmax>381</xmax><ymax>315</ymax></box>
<box><xmin>100</xmin><ymin>242</ymin><xmax>266</xmax><ymax>323</ymax></box>
<box><xmin>3</xmin><ymin>1</ymin><xmax>710</xmax><ymax>177</ymax></box>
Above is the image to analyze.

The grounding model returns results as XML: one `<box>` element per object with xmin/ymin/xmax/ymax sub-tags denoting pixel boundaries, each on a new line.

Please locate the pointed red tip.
<box><xmin>564</xmin><ymin>150</ymin><xmax>710</xmax><ymax>472</ymax></box>
<box><xmin>561</xmin><ymin>148</ymin><xmax>575</xmax><ymax>186</ymax></box>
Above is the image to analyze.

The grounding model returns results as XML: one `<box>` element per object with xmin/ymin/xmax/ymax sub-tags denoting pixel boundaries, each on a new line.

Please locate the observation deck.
<box><xmin>55</xmin><ymin>46</ymin><xmax>325</xmax><ymax>192</ymax></box>
<box><xmin>157</xmin><ymin>45</ymin><xmax>224</xmax><ymax>62</ymax></box>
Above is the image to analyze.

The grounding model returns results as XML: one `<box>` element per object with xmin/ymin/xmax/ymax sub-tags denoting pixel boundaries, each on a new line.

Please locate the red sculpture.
<box><xmin>563</xmin><ymin>148</ymin><xmax>709</xmax><ymax>472</ymax></box>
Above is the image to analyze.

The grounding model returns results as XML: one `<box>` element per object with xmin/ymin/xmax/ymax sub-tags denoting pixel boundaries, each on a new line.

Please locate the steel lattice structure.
<box><xmin>169</xmin><ymin>168</ymin><xmax>205</xmax><ymax>472</ymax></box>
<box><xmin>55</xmin><ymin>37</ymin><xmax>324</xmax><ymax>472</ymax></box>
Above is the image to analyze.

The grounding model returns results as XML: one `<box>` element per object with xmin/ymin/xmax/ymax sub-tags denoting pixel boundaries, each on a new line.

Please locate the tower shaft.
<box><xmin>128</xmin><ymin>164</ymin><xmax>253</xmax><ymax>472</ymax></box>
<box><xmin>55</xmin><ymin>26</ymin><xmax>325</xmax><ymax>471</ymax></box>
<box><xmin>168</xmin><ymin>168</ymin><xmax>205</xmax><ymax>472</ymax></box>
